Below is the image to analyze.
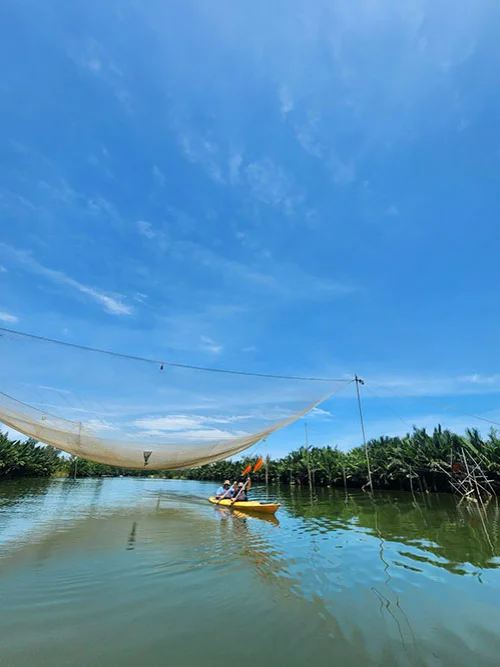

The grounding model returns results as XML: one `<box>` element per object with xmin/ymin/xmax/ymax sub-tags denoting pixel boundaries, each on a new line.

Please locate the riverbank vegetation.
<box><xmin>2</xmin><ymin>425</ymin><xmax>500</xmax><ymax>492</ymax></box>
<box><xmin>0</xmin><ymin>432</ymin><xmax>63</xmax><ymax>478</ymax></box>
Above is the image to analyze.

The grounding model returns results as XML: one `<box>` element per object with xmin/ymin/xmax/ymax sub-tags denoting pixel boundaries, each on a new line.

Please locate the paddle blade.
<box><xmin>242</xmin><ymin>464</ymin><xmax>252</xmax><ymax>476</ymax></box>
<box><xmin>253</xmin><ymin>457</ymin><xmax>264</xmax><ymax>473</ymax></box>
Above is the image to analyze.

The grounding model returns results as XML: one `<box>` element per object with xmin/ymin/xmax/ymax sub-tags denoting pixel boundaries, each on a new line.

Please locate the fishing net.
<box><xmin>0</xmin><ymin>329</ymin><xmax>348</xmax><ymax>469</ymax></box>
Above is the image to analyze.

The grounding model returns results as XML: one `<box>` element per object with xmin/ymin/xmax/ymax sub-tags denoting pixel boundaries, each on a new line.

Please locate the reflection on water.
<box><xmin>1</xmin><ymin>478</ymin><xmax>500</xmax><ymax>667</ymax></box>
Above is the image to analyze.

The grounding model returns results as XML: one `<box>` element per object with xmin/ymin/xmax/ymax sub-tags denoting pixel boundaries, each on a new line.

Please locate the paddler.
<box><xmin>215</xmin><ymin>480</ymin><xmax>232</xmax><ymax>500</ymax></box>
<box><xmin>231</xmin><ymin>478</ymin><xmax>251</xmax><ymax>503</ymax></box>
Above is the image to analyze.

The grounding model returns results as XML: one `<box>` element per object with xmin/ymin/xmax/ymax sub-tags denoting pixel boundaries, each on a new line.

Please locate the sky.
<box><xmin>0</xmin><ymin>0</ymin><xmax>500</xmax><ymax>459</ymax></box>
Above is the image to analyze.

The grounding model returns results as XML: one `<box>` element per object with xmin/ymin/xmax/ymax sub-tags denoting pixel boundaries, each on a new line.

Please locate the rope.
<box><xmin>0</xmin><ymin>326</ymin><xmax>349</xmax><ymax>383</ymax></box>
<box><xmin>368</xmin><ymin>381</ymin><xmax>500</xmax><ymax>428</ymax></box>
<box><xmin>363</xmin><ymin>384</ymin><xmax>414</xmax><ymax>429</ymax></box>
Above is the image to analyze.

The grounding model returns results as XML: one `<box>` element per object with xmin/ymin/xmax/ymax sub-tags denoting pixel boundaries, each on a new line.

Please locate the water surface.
<box><xmin>1</xmin><ymin>478</ymin><xmax>500</xmax><ymax>667</ymax></box>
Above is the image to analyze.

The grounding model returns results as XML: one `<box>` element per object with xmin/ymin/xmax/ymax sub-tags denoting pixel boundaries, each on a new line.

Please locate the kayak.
<box><xmin>208</xmin><ymin>497</ymin><xmax>280</xmax><ymax>514</ymax></box>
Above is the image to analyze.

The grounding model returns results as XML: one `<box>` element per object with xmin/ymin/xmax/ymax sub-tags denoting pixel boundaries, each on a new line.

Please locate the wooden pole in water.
<box><xmin>264</xmin><ymin>438</ymin><xmax>269</xmax><ymax>499</ymax></box>
<box><xmin>355</xmin><ymin>376</ymin><xmax>373</xmax><ymax>494</ymax></box>
<box><xmin>305</xmin><ymin>421</ymin><xmax>313</xmax><ymax>490</ymax></box>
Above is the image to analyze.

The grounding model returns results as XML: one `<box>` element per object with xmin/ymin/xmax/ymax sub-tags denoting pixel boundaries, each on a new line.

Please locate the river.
<box><xmin>1</xmin><ymin>478</ymin><xmax>499</xmax><ymax>667</ymax></box>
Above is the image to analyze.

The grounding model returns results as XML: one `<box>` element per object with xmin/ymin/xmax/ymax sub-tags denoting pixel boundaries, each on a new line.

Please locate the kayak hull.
<box><xmin>209</xmin><ymin>497</ymin><xmax>280</xmax><ymax>514</ymax></box>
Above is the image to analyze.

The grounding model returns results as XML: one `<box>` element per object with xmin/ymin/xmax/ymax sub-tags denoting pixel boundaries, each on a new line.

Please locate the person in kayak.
<box><xmin>231</xmin><ymin>479</ymin><xmax>251</xmax><ymax>503</ymax></box>
<box><xmin>215</xmin><ymin>480</ymin><xmax>232</xmax><ymax>500</ymax></box>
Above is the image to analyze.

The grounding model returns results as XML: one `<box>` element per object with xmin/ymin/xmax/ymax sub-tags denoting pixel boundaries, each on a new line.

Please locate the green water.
<box><xmin>1</xmin><ymin>479</ymin><xmax>500</xmax><ymax>667</ymax></box>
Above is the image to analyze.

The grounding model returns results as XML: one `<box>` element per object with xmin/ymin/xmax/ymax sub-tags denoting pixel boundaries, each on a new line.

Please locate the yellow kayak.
<box><xmin>208</xmin><ymin>497</ymin><xmax>280</xmax><ymax>514</ymax></box>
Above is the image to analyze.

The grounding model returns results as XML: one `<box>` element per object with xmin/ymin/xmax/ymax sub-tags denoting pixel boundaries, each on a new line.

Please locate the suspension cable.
<box><xmin>0</xmin><ymin>326</ymin><xmax>349</xmax><ymax>383</ymax></box>
<box><xmin>368</xmin><ymin>381</ymin><xmax>500</xmax><ymax>428</ymax></box>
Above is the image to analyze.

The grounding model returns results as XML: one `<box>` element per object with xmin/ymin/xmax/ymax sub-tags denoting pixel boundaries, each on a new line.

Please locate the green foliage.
<box><xmin>176</xmin><ymin>425</ymin><xmax>500</xmax><ymax>492</ymax></box>
<box><xmin>0</xmin><ymin>431</ymin><xmax>63</xmax><ymax>478</ymax></box>
<box><xmin>2</xmin><ymin>425</ymin><xmax>500</xmax><ymax>492</ymax></box>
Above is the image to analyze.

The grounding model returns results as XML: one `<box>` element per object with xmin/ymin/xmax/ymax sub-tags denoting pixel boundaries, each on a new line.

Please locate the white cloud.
<box><xmin>132</xmin><ymin>414</ymin><xmax>249</xmax><ymax>440</ymax></box>
<box><xmin>134</xmin><ymin>292</ymin><xmax>148</xmax><ymax>303</ymax></box>
<box><xmin>76</xmin><ymin>285</ymin><xmax>131</xmax><ymax>315</ymax></box>
<box><xmin>38</xmin><ymin>385</ymin><xmax>72</xmax><ymax>395</ymax></box>
<box><xmin>0</xmin><ymin>244</ymin><xmax>132</xmax><ymax>316</ymax></box>
<box><xmin>134</xmin><ymin>415</ymin><xmax>208</xmax><ymax>431</ymax></box>
<box><xmin>137</xmin><ymin>220</ymin><xmax>156</xmax><ymax>239</ymax></box>
<box><xmin>0</xmin><ymin>265</ymin><xmax>7</xmax><ymax>273</ymax></box>
<box><xmin>136</xmin><ymin>220</ymin><xmax>169</xmax><ymax>250</ymax></box>
<box><xmin>141</xmin><ymin>427</ymin><xmax>247</xmax><ymax>441</ymax></box>
<box><xmin>0</xmin><ymin>311</ymin><xmax>18</xmax><ymax>324</ymax></box>
<box><xmin>310</xmin><ymin>407</ymin><xmax>333</xmax><ymax>419</ymax></box>
<box><xmin>86</xmin><ymin>196</ymin><xmax>120</xmax><ymax>221</ymax></box>
<box><xmin>84</xmin><ymin>418</ymin><xmax>120</xmax><ymax>433</ymax></box>
<box><xmin>200</xmin><ymin>335</ymin><xmax>223</xmax><ymax>355</ymax></box>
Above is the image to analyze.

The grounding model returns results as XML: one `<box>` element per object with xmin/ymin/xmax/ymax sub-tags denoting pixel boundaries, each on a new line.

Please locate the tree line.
<box><xmin>2</xmin><ymin>425</ymin><xmax>500</xmax><ymax>492</ymax></box>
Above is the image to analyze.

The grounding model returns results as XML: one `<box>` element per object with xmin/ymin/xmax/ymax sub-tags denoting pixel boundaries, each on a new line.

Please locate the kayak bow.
<box><xmin>208</xmin><ymin>497</ymin><xmax>280</xmax><ymax>514</ymax></box>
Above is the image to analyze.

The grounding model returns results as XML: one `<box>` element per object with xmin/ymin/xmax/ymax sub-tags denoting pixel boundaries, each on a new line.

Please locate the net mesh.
<box><xmin>0</xmin><ymin>329</ymin><xmax>347</xmax><ymax>469</ymax></box>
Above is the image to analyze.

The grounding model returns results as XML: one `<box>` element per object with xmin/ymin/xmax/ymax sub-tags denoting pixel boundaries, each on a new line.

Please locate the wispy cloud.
<box><xmin>459</xmin><ymin>374</ymin><xmax>500</xmax><ymax>386</ymax></box>
<box><xmin>328</xmin><ymin>156</ymin><xmax>356</xmax><ymax>187</ymax></box>
<box><xmin>0</xmin><ymin>311</ymin><xmax>18</xmax><ymax>324</ymax></box>
<box><xmin>133</xmin><ymin>292</ymin><xmax>148</xmax><ymax>304</ymax></box>
<box><xmin>367</xmin><ymin>373</ymin><xmax>500</xmax><ymax>398</ymax></box>
<box><xmin>0</xmin><ymin>244</ymin><xmax>132</xmax><ymax>316</ymax></box>
<box><xmin>200</xmin><ymin>335</ymin><xmax>223</xmax><ymax>355</ymax></box>
<box><xmin>152</xmin><ymin>165</ymin><xmax>166</xmax><ymax>186</ymax></box>
<box><xmin>177</xmin><ymin>127</ymin><xmax>225</xmax><ymax>184</ymax></box>
<box><xmin>281</xmin><ymin>108</ymin><xmax>356</xmax><ymax>186</ymax></box>
<box><xmin>132</xmin><ymin>413</ymin><xmax>248</xmax><ymax>440</ymax></box>
<box><xmin>0</xmin><ymin>265</ymin><xmax>6</xmax><ymax>273</ymax></box>
<box><xmin>294</xmin><ymin>120</ymin><xmax>324</xmax><ymax>159</ymax></box>
<box><xmin>385</xmin><ymin>204</ymin><xmax>399</xmax><ymax>216</ymax></box>
<box><xmin>279</xmin><ymin>85</ymin><xmax>294</xmax><ymax>116</ymax></box>
<box><xmin>158</xmin><ymin>238</ymin><xmax>355</xmax><ymax>300</ymax></box>
<box><xmin>245</xmin><ymin>158</ymin><xmax>303</xmax><ymax>215</ymax></box>
<box><xmin>67</xmin><ymin>37</ymin><xmax>131</xmax><ymax>112</ymax></box>
<box><xmin>137</xmin><ymin>220</ymin><xmax>156</xmax><ymax>240</ymax></box>
<box><xmin>229</xmin><ymin>153</ymin><xmax>243</xmax><ymax>185</ymax></box>
<box><xmin>136</xmin><ymin>219</ymin><xmax>170</xmax><ymax>252</ymax></box>
<box><xmin>310</xmin><ymin>407</ymin><xmax>333</xmax><ymax>419</ymax></box>
<box><xmin>173</xmin><ymin>121</ymin><xmax>305</xmax><ymax>215</ymax></box>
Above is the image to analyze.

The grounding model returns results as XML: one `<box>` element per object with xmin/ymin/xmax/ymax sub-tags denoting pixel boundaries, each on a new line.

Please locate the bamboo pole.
<box><xmin>355</xmin><ymin>376</ymin><xmax>373</xmax><ymax>493</ymax></box>
<box><xmin>305</xmin><ymin>421</ymin><xmax>313</xmax><ymax>490</ymax></box>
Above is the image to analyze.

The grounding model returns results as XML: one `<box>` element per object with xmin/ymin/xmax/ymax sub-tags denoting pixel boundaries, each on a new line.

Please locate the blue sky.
<box><xmin>1</xmin><ymin>0</ymin><xmax>500</xmax><ymax>459</ymax></box>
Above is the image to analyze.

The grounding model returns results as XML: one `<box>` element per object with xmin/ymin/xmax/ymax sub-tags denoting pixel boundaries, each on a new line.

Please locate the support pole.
<box><xmin>264</xmin><ymin>438</ymin><xmax>269</xmax><ymax>498</ymax></box>
<box><xmin>305</xmin><ymin>421</ymin><xmax>313</xmax><ymax>490</ymax></box>
<box><xmin>355</xmin><ymin>375</ymin><xmax>373</xmax><ymax>493</ymax></box>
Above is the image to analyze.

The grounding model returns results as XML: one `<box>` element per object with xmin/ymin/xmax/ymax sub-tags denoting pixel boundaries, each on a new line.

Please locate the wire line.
<box><xmin>368</xmin><ymin>381</ymin><xmax>500</xmax><ymax>428</ymax></box>
<box><xmin>0</xmin><ymin>326</ymin><xmax>349</xmax><ymax>383</ymax></box>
